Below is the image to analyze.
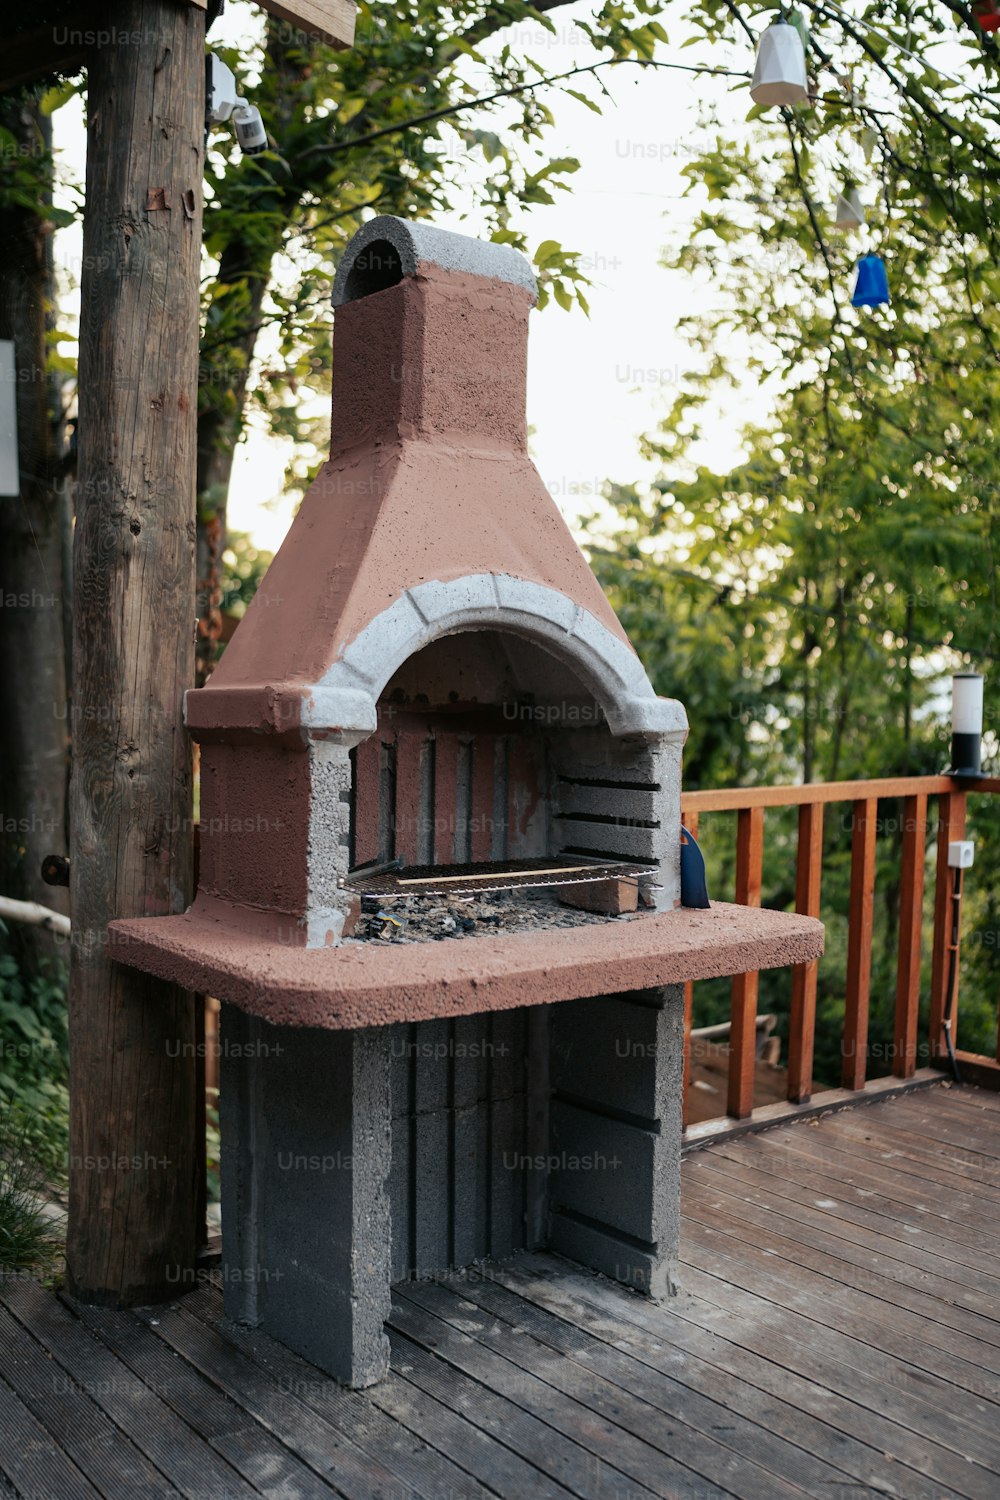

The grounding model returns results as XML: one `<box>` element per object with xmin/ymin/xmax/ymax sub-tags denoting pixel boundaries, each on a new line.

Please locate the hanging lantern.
<box><xmin>750</xmin><ymin>20</ymin><xmax>809</xmax><ymax>107</ymax></box>
<box><xmin>973</xmin><ymin>0</ymin><xmax>1000</xmax><ymax>33</ymax></box>
<box><xmin>834</xmin><ymin>187</ymin><xmax>866</xmax><ymax>229</ymax></box>
<box><xmin>851</xmin><ymin>255</ymin><xmax>890</xmax><ymax>308</ymax></box>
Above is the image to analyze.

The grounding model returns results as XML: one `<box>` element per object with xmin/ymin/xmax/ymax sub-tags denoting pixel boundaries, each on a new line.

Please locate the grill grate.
<box><xmin>344</xmin><ymin>856</ymin><xmax>648</xmax><ymax>901</ymax></box>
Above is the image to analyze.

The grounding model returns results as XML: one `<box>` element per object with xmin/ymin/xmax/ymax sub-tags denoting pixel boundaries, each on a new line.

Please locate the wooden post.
<box><xmin>893</xmin><ymin>793</ymin><xmax>926</xmax><ymax>1079</ymax></box>
<box><xmin>728</xmin><ymin>806</ymin><xmax>764</xmax><ymax>1120</ymax></box>
<box><xmin>787</xmin><ymin>802</ymin><xmax>823</xmax><ymax>1103</ymax></box>
<box><xmin>67</xmin><ymin>1</ymin><xmax>205</xmax><ymax>1304</ymax></box>
<box><xmin>842</xmin><ymin>797</ymin><xmax>877</xmax><ymax>1090</ymax></box>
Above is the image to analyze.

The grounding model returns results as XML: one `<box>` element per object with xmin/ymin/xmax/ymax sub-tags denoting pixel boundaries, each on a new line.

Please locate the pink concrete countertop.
<box><xmin>108</xmin><ymin>902</ymin><xmax>823</xmax><ymax>1032</ymax></box>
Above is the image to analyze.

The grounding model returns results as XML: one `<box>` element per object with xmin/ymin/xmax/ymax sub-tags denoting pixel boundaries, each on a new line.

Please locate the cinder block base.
<box><xmin>219</xmin><ymin>984</ymin><xmax>684</xmax><ymax>1388</ymax></box>
<box><xmin>220</xmin><ymin>1006</ymin><xmax>392</xmax><ymax>1387</ymax></box>
<box><xmin>546</xmin><ymin>985</ymin><xmax>684</xmax><ymax>1300</ymax></box>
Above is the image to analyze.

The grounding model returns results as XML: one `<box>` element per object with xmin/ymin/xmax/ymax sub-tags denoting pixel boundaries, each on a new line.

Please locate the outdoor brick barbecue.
<box><xmin>109</xmin><ymin>216</ymin><xmax>824</xmax><ymax>1388</ymax></box>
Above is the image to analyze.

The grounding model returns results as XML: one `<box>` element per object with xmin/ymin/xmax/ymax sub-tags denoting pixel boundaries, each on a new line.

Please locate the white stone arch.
<box><xmin>301</xmin><ymin>573</ymin><xmax>687</xmax><ymax>742</ymax></box>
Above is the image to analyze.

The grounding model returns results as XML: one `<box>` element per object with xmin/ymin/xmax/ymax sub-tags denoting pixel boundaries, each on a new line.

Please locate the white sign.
<box><xmin>0</xmin><ymin>341</ymin><xmax>17</xmax><ymax>497</ymax></box>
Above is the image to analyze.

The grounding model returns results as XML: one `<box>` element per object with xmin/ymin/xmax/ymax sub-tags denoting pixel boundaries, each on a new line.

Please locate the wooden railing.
<box><xmin>680</xmin><ymin>775</ymin><xmax>1000</xmax><ymax>1138</ymax></box>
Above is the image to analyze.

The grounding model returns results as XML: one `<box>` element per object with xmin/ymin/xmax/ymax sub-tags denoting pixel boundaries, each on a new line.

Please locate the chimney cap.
<box><xmin>332</xmin><ymin>215</ymin><xmax>538</xmax><ymax>307</ymax></box>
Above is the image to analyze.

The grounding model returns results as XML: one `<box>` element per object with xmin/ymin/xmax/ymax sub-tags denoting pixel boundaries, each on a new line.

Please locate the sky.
<box><xmin>50</xmin><ymin>3</ymin><xmax>783</xmax><ymax>552</ymax></box>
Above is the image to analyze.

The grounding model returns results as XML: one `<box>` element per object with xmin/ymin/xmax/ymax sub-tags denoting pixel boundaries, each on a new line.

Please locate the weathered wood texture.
<box><xmin>5</xmin><ymin>1086</ymin><xmax>1000</xmax><ymax>1499</ymax></box>
<box><xmin>727</xmin><ymin>806</ymin><xmax>763</xmax><ymax>1119</ymax></box>
<box><xmin>67</xmin><ymin>1</ymin><xmax>205</xmax><ymax>1303</ymax></box>
<box><xmin>893</xmin><ymin>792</ymin><xmax>927</xmax><ymax>1079</ymax></box>
<box><xmin>786</xmin><ymin>801</ymin><xmax>822</xmax><ymax>1103</ymax></box>
<box><xmin>930</xmin><ymin>790</ymin><xmax>967</xmax><ymax>1060</ymax></box>
<box><xmin>0</xmin><ymin>96</ymin><xmax>69</xmax><ymax>974</ymax></box>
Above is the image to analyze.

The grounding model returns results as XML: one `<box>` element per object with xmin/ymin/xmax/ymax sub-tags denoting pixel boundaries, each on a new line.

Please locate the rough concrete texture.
<box><xmin>300</xmin><ymin>574</ymin><xmax>686</xmax><ymax>741</ymax></box>
<box><xmin>184</xmin><ymin>249</ymin><xmax>663</xmax><ymax>719</ymax></box>
<box><xmin>196</xmin><ymin>740</ymin><xmax>310</xmax><ymax>919</ymax></box>
<box><xmin>332</xmin><ymin>215</ymin><xmax>538</xmax><ymax>305</ymax></box>
<box><xmin>547</xmin><ymin>985</ymin><xmax>684</xmax><ymax>1298</ymax></box>
<box><xmin>220</xmin><ymin>1004</ymin><xmax>392</xmax><ymax>1387</ymax></box>
<box><xmin>108</xmin><ymin>900</ymin><xmax>823</xmax><ymax>1030</ymax></box>
<box><xmin>388</xmin><ymin>1011</ymin><xmax>533</xmax><ymax>1280</ymax></box>
<box><xmin>305</xmin><ymin>739</ymin><xmax>353</xmax><ymax>947</ymax></box>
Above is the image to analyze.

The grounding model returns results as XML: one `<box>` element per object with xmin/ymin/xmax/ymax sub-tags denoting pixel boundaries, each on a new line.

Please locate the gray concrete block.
<box><xmin>452</xmin><ymin>1103</ymin><xmax>489</xmax><ymax>1266</ymax></box>
<box><xmin>547</xmin><ymin>1211</ymin><xmax>676</xmax><ymax>1301</ymax></box>
<box><xmin>545</xmin><ymin>984</ymin><xmax>684</xmax><ymax>1300</ymax></box>
<box><xmin>548</xmin><ymin>1100</ymin><xmax>658</xmax><ymax>1243</ymax></box>
<box><xmin>555</xmin><ymin>816</ymin><xmax>665</xmax><ymax>861</ymax></box>
<box><xmin>550</xmin><ymin>994</ymin><xmax>662</xmax><ymax>1118</ymax></box>
<box><xmin>220</xmin><ymin>1006</ymin><xmax>392</xmax><ymax>1388</ymax></box>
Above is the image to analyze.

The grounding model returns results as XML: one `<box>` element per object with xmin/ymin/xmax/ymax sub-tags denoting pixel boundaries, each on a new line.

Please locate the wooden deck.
<box><xmin>3</xmin><ymin>1081</ymin><xmax>1000</xmax><ymax>1499</ymax></box>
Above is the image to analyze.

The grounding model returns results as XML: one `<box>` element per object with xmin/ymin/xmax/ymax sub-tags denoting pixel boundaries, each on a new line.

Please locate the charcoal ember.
<box><xmin>346</xmin><ymin>887</ymin><xmax>623</xmax><ymax>945</ymax></box>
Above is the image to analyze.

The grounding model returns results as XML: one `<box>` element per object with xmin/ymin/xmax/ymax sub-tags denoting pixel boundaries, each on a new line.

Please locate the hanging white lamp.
<box><xmin>750</xmin><ymin>20</ymin><xmax>809</xmax><ymax>107</ymax></box>
<box><xmin>834</xmin><ymin>186</ymin><xmax>866</xmax><ymax>229</ymax></box>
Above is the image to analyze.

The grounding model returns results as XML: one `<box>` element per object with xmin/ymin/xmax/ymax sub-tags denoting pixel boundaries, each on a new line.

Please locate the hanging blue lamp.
<box><xmin>851</xmin><ymin>254</ymin><xmax>890</xmax><ymax>308</ymax></box>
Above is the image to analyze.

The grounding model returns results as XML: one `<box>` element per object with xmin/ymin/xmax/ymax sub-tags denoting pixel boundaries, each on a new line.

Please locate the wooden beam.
<box><xmin>728</xmin><ymin>805</ymin><xmax>764</xmax><ymax>1120</ymax></box>
<box><xmin>66</xmin><ymin>1</ymin><xmax>205</xmax><ymax>1306</ymax></box>
<box><xmin>681</xmin><ymin>774</ymin><xmax>969</xmax><ymax>815</ymax></box>
<box><xmin>843</xmin><ymin>798</ymin><xmax>877</xmax><ymax>1090</ymax></box>
<box><xmin>0</xmin><ymin>1</ymin><xmax>355</xmax><ymax>92</ymax></box>
<box><xmin>787</xmin><ymin>801</ymin><xmax>823</xmax><ymax>1103</ymax></box>
<box><xmin>258</xmin><ymin>0</ymin><xmax>355</xmax><ymax>48</ymax></box>
<box><xmin>893</xmin><ymin>793</ymin><xmax>927</xmax><ymax>1079</ymax></box>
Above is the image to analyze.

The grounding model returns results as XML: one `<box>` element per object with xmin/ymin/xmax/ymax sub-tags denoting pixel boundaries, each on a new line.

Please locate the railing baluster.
<box><xmin>728</xmin><ymin>805</ymin><xmax>764</xmax><ymax>1119</ymax></box>
<box><xmin>843</xmin><ymin>797</ymin><xmax>878</xmax><ymax>1090</ymax></box>
<box><xmin>682</xmin><ymin>809</ymin><xmax>699</xmax><ymax>1129</ymax></box>
<box><xmin>929</xmin><ymin>790</ymin><xmax>967</xmax><ymax>1063</ymax></box>
<box><xmin>788</xmin><ymin>803</ymin><xmax>823</xmax><ymax>1103</ymax></box>
<box><xmin>893</xmin><ymin>793</ymin><xmax>927</xmax><ymax>1079</ymax></box>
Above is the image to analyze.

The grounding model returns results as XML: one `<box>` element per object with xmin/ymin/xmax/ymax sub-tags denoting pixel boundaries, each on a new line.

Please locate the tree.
<box><xmin>0</xmin><ymin>93</ymin><xmax>70</xmax><ymax>977</ymax></box>
<box><xmin>586</xmin><ymin>2</ymin><xmax>1000</xmax><ymax>1077</ymax></box>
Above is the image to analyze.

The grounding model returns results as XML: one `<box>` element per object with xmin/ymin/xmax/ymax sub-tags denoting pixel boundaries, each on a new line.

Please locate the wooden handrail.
<box><xmin>680</xmin><ymin>772</ymin><xmax>1000</xmax><ymax>1131</ymax></box>
<box><xmin>681</xmin><ymin>774</ymin><xmax>1000</xmax><ymax>814</ymax></box>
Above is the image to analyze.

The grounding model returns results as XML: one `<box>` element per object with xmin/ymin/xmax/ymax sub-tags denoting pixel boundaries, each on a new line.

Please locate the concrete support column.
<box><xmin>220</xmin><ymin>1005</ymin><xmax>392</xmax><ymax>1387</ymax></box>
<box><xmin>546</xmin><ymin>985</ymin><xmax>684</xmax><ymax>1299</ymax></box>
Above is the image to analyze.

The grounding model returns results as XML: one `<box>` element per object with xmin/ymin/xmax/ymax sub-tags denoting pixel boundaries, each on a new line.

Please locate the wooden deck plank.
<box><xmin>822</xmin><ymin>1105</ymin><xmax>1000</xmax><ymax>1192</ymax></box>
<box><xmin>387</xmin><ymin>1320</ymin><xmax>641</xmax><ymax>1500</ymax></box>
<box><xmin>709</xmin><ymin>1130</ymin><xmax>997</xmax><ymax>1262</ymax></box>
<box><xmin>680</xmin><ymin>1214</ymin><xmax>1000</xmax><ymax>1404</ymax></box>
<box><xmin>430</xmin><ymin>1270</ymin><xmax>858</xmax><ymax>1500</ymax></box>
<box><xmin>880</xmin><ymin>1094</ymin><xmax>1000</xmax><ymax>1157</ymax></box>
<box><xmin>2</xmin><ymin>1087</ymin><xmax>1000</xmax><ymax>1499</ymax></box>
<box><xmin>69</xmin><ymin>1298</ymin><xmax>341</xmax><ymax>1498</ymax></box>
<box><xmin>808</xmin><ymin>1093</ymin><xmax>1000</xmax><ymax>1177</ymax></box>
<box><xmin>0</xmin><ymin>1298</ymin><xmax>184</xmax><ymax>1499</ymax></box>
<box><xmin>682</xmin><ymin>1178</ymin><xmax>1000</xmax><ymax>1347</ymax></box>
<box><xmin>933</xmin><ymin>1082</ymin><xmax>1000</xmax><ymax>1114</ymax></box>
<box><xmin>495</xmin><ymin>1255</ymin><xmax>980</xmax><ymax>1500</ymax></box>
<box><xmin>0</xmin><ymin>1276</ymin><xmax>259</xmax><ymax>1500</ymax></box>
<box><xmin>187</xmin><ymin>1278</ymin><xmax>498</xmax><ymax>1500</ymax></box>
<box><xmin>371</xmin><ymin>1354</ymin><xmax>574</xmax><ymax>1500</ymax></box>
<box><xmin>728</xmin><ymin>1120</ymin><xmax>1000</xmax><ymax>1245</ymax></box>
<box><xmin>898</xmin><ymin>1085</ymin><xmax>1000</xmax><ymax>1130</ymax></box>
<box><xmin>664</xmin><ymin>1261</ymin><xmax>1000</xmax><ymax>1475</ymax></box>
<box><xmin>390</xmin><ymin>1290</ymin><xmax>699</xmax><ymax>1500</ymax></box>
<box><xmin>684</xmin><ymin>1154</ymin><xmax>1000</xmax><ymax>1309</ymax></box>
<box><xmin>0</xmin><ymin>1370</ymin><xmax>104</xmax><ymax>1500</ymax></box>
<box><xmin>133</xmin><ymin>1300</ymin><xmax>407</xmax><ymax>1500</ymax></box>
<box><xmin>687</xmin><ymin>1133</ymin><xmax>1000</xmax><ymax>1287</ymax></box>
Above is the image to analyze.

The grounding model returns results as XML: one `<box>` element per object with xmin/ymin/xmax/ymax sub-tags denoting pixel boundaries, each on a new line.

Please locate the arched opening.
<box><xmin>348</xmin><ymin>626</ymin><xmax>663</xmax><ymax>884</ymax></box>
<box><xmin>340</xmin><ymin>238</ymin><xmax>404</xmax><ymax>302</ymax></box>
